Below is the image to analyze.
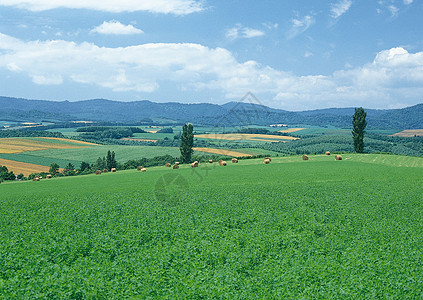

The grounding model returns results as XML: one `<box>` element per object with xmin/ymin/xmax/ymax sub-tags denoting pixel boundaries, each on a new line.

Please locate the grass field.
<box><xmin>1</xmin><ymin>154</ymin><xmax>422</xmax><ymax>298</ymax></box>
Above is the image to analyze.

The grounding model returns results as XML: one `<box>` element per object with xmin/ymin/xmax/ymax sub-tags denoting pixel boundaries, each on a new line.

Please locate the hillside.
<box><xmin>1</xmin><ymin>96</ymin><xmax>422</xmax><ymax>129</ymax></box>
<box><xmin>1</xmin><ymin>154</ymin><xmax>422</xmax><ymax>298</ymax></box>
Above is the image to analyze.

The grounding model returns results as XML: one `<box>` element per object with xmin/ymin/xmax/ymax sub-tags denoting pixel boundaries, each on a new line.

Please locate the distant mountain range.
<box><xmin>1</xmin><ymin>96</ymin><xmax>422</xmax><ymax>129</ymax></box>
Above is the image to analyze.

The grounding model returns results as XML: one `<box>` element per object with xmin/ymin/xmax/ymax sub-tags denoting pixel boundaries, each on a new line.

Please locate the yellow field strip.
<box><xmin>0</xmin><ymin>138</ymin><xmax>93</xmax><ymax>154</ymax></box>
<box><xmin>195</xmin><ymin>133</ymin><xmax>299</xmax><ymax>141</ymax></box>
<box><xmin>0</xmin><ymin>158</ymin><xmax>63</xmax><ymax>176</ymax></box>
<box><xmin>392</xmin><ymin>129</ymin><xmax>423</xmax><ymax>137</ymax></box>
<box><xmin>278</xmin><ymin>128</ymin><xmax>306</xmax><ymax>133</ymax></box>
<box><xmin>121</xmin><ymin>138</ymin><xmax>158</xmax><ymax>143</ymax></box>
<box><xmin>193</xmin><ymin>147</ymin><xmax>253</xmax><ymax>157</ymax></box>
<box><xmin>40</xmin><ymin>137</ymin><xmax>98</xmax><ymax>145</ymax></box>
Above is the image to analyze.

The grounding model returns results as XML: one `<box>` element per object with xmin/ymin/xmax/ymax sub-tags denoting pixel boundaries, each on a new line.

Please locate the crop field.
<box><xmin>0</xmin><ymin>154</ymin><xmax>422</xmax><ymax>298</ymax></box>
<box><xmin>278</xmin><ymin>127</ymin><xmax>306</xmax><ymax>133</ymax></box>
<box><xmin>392</xmin><ymin>129</ymin><xmax>423</xmax><ymax>137</ymax></box>
<box><xmin>0</xmin><ymin>137</ymin><xmax>93</xmax><ymax>154</ymax></box>
<box><xmin>192</xmin><ymin>147</ymin><xmax>253</xmax><ymax>157</ymax></box>
<box><xmin>0</xmin><ymin>158</ymin><xmax>52</xmax><ymax>176</ymax></box>
<box><xmin>21</xmin><ymin>145</ymin><xmax>182</xmax><ymax>164</ymax></box>
<box><xmin>195</xmin><ymin>133</ymin><xmax>299</xmax><ymax>142</ymax></box>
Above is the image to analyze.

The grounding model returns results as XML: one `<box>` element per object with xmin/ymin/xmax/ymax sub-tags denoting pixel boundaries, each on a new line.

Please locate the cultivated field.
<box><xmin>0</xmin><ymin>158</ymin><xmax>51</xmax><ymax>176</ymax></box>
<box><xmin>1</xmin><ymin>154</ymin><xmax>422</xmax><ymax>298</ymax></box>
<box><xmin>392</xmin><ymin>129</ymin><xmax>423</xmax><ymax>137</ymax></box>
<box><xmin>0</xmin><ymin>137</ymin><xmax>93</xmax><ymax>154</ymax></box>
<box><xmin>195</xmin><ymin>133</ymin><xmax>299</xmax><ymax>142</ymax></box>
<box><xmin>193</xmin><ymin>147</ymin><xmax>253</xmax><ymax>157</ymax></box>
<box><xmin>278</xmin><ymin>127</ymin><xmax>306</xmax><ymax>133</ymax></box>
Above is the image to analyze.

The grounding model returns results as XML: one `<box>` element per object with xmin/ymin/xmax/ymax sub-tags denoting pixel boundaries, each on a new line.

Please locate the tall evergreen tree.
<box><xmin>352</xmin><ymin>107</ymin><xmax>367</xmax><ymax>153</ymax></box>
<box><xmin>180</xmin><ymin>123</ymin><xmax>194</xmax><ymax>163</ymax></box>
<box><xmin>49</xmin><ymin>163</ymin><xmax>60</xmax><ymax>175</ymax></box>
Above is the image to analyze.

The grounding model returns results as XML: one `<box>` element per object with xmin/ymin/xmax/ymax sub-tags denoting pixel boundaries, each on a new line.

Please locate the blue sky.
<box><xmin>0</xmin><ymin>0</ymin><xmax>422</xmax><ymax>110</ymax></box>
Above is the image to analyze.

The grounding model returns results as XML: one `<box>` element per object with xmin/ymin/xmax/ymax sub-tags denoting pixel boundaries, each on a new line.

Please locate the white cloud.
<box><xmin>404</xmin><ymin>0</ymin><xmax>413</xmax><ymax>4</ymax></box>
<box><xmin>226</xmin><ymin>24</ymin><xmax>265</xmax><ymax>40</ymax></box>
<box><xmin>331</xmin><ymin>0</ymin><xmax>352</xmax><ymax>19</ymax></box>
<box><xmin>388</xmin><ymin>5</ymin><xmax>399</xmax><ymax>17</ymax></box>
<box><xmin>0</xmin><ymin>0</ymin><xmax>204</xmax><ymax>15</ymax></box>
<box><xmin>287</xmin><ymin>15</ymin><xmax>314</xmax><ymax>39</ymax></box>
<box><xmin>91</xmin><ymin>20</ymin><xmax>144</xmax><ymax>35</ymax></box>
<box><xmin>1</xmin><ymin>33</ymin><xmax>423</xmax><ymax>110</ymax></box>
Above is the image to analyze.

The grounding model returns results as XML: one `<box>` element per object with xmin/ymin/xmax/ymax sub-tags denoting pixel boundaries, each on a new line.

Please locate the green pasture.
<box><xmin>1</xmin><ymin>154</ymin><xmax>422</xmax><ymax>298</ymax></box>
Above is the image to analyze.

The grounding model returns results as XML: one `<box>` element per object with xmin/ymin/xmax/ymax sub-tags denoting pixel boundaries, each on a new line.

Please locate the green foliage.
<box><xmin>0</xmin><ymin>130</ymin><xmax>65</xmax><ymax>138</ymax></box>
<box><xmin>180</xmin><ymin>123</ymin><xmax>194</xmax><ymax>163</ymax></box>
<box><xmin>106</xmin><ymin>150</ymin><xmax>117</xmax><ymax>170</ymax></box>
<box><xmin>0</xmin><ymin>165</ymin><xmax>15</xmax><ymax>181</ymax></box>
<box><xmin>49</xmin><ymin>163</ymin><xmax>60</xmax><ymax>175</ymax></box>
<box><xmin>352</xmin><ymin>107</ymin><xmax>367</xmax><ymax>153</ymax></box>
<box><xmin>156</xmin><ymin>127</ymin><xmax>174</xmax><ymax>133</ymax></box>
<box><xmin>0</xmin><ymin>155</ymin><xmax>422</xmax><ymax>297</ymax></box>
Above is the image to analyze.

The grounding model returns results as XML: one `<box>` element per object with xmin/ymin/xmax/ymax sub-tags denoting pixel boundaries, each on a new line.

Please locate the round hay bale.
<box><xmin>194</xmin><ymin>161</ymin><xmax>198</xmax><ymax>164</ymax></box>
<box><xmin>222</xmin><ymin>161</ymin><xmax>227</xmax><ymax>166</ymax></box>
<box><xmin>209</xmin><ymin>159</ymin><xmax>213</xmax><ymax>163</ymax></box>
<box><xmin>141</xmin><ymin>168</ymin><xmax>147</xmax><ymax>172</ymax></box>
<box><xmin>96</xmin><ymin>170</ymin><xmax>102</xmax><ymax>175</ymax></box>
<box><xmin>111</xmin><ymin>168</ymin><xmax>117</xmax><ymax>172</ymax></box>
<box><xmin>335</xmin><ymin>155</ymin><xmax>342</xmax><ymax>160</ymax></box>
<box><xmin>165</xmin><ymin>163</ymin><xmax>171</xmax><ymax>167</ymax></box>
<box><xmin>173</xmin><ymin>164</ymin><xmax>179</xmax><ymax>169</ymax></box>
<box><xmin>103</xmin><ymin>169</ymin><xmax>108</xmax><ymax>173</ymax></box>
<box><xmin>265</xmin><ymin>157</ymin><xmax>272</xmax><ymax>162</ymax></box>
<box><xmin>191</xmin><ymin>162</ymin><xmax>199</xmax><ymax>168</ymax></box>
<box><xmin>175</xmin><ymin>162</ymin><xmax>180</xmax><ymax>165</ymax></box>
<box><xmin>46</xmin><ymin>174</ymin><xmax>52</xmax><ymax>179</ymax></box>
<box><xmin>264</xmin><ymin>158</ymin><xmax>270</xmax><ymax>164</ymax></box>
<box><xmin>137</xmin><ymin>166</ymin><xmax>143</xmax><ymax>171</ymax></box>
<box><xmin>325</xmin><ymin>151</ymin><xmax>331</xmax><ymax>155</ymax></box>
<box><xmin>302</xmin><ymin>155</ymin><xmax>309</xmax><ymax>161</ymax></box>
<box><xmin>231</xmin><ymin>158</ymin><xmax>238</xmax><ymax>163</ymax></box>
<box><xmin>218</xmin><ymin>159</ymin><xmax>223</xmax><ymax>163</ymax></box>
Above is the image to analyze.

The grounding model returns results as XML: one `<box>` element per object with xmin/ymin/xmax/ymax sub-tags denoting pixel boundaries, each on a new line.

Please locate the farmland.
<box><xmin>1</xmin><ymin>154</ymin><xmax>422</xmax><ymax>298</ymax></box>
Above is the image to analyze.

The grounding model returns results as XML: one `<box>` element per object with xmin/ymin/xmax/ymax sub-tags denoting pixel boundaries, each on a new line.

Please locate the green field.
<box><xmin>1</xmin><ymin>154</ymin><xmax>423</xmax><ymax>298</ymax></box>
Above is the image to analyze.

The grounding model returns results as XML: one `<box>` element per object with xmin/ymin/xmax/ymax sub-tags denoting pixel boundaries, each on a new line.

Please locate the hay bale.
<box><xmin>111</xmin><ymin>168</ymin><xmax>117</xmax><ymax>172</ymax></box>
<box><xmin>191</xmin><ymin>162</ymin><xmax>199</xmax><ymax>168</ymax></box>
<box><xmin>173</xmin><ymin>164</ymin><xmax>179</xmax><ymax>169</ymax></box>
<box><xmin>264</xmin><ymin>158</ymin><xmax>270</xmax><ymax>164</ymax></box>
<box><xmin>46</xmin><ymin>174</ymin><xmax>52</xmax><ymax>179</ymax></box>
<box><xmin>265</xmin><ymin>157</ymin><xmax>272</xmax><ymax>162</ymax></box>
<box><xmin>231</xmin><ymin>158</ymin><xmax>238</xmax><ymax>163</ymax></box>
<box><xmin>335</xmin><ymin>155</ymin><xmax>342</xmax><ymax>160</ymax></box>
<box><xmin>165</xmin><ymin>163</ymin><xmax>171</xmax><ymax>167</ymax></box>
<box><xmin>222</xmin><ymin>161</ymin><xmax>227</xmax><ymax>166</ymax></box>
<box><xmin>325</xmin><ymin>151</ymin><xmax>331</xmax><ymax>155</ymax></box>
<box><xmin>302</xmin><ymin>155</ymin><xmax>309</xmax><ymax>161</ymax></box>
<box><xmin>175</xmin><ymin>162</ymin><xmax>180</xmax><ymax>165</ymax></box>
<box><xmin>96</xmin><ymin>170</ymin><xmax>102</xmax><ymax>175</ymax></box>
<box><xmin>209</xmin><ymin>159</ymin><xmax>213</xmax><ymax>163</ymax></box>
<box><xmin>218</xmin><ymin>160</ymin><xmax>224</xmax><ymax>166</ymax></box>
<box><xmin>137</xmin><ymin>166</ymin><xmax>143</xmax><ymax>171</ymax></box>
<box><xmin>103</xmin><ymin>169</ymin><xmax>108</xmax><ymax>173</ymax></box>
<box><xmin>141</xmin><ymin>168</ymin><xmax>147</xmax><ymax>172</ymax></box>
<box><xmin>194</xmin><ymin>161</ymin><xmax>198</xmax><ymax>164</ymax></box>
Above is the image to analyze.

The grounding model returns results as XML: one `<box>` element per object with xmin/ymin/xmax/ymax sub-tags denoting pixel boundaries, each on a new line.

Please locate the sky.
<box><xmin>0</xmin><ymin>0</ymin><xmax>422</xmax><ymax>111</ymax></box>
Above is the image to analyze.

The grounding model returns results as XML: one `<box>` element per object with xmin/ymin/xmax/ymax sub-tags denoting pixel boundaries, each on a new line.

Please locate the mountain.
<box><xmin>0</xmin><ymin>96</ymin><xmax>422</xmax><ymax>129</ymax></box>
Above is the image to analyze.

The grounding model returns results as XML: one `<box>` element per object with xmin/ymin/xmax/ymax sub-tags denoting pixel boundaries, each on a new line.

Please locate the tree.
<box><xmin>352</xmin><ymin>107</ymin><xmax>367</xmax><ymax>153</ymax></box>
<box><xmin>106</xmin><ymin>150</ymin><xmax>117</xmax><ymax>170</ymax></box>
<box><xmin>49</xmin><ymin>163</ymin><xmax>60</xmax><ymax>175</ymax></box>
<box><xmin>80</xmin><ymin>161</ymin><xmax>91</xmax><ymax>172</ymax></box>
<box><xmin>180</xmin><ymin>123</ymin><xmax>194</xmax><ymax>163</ymax></box>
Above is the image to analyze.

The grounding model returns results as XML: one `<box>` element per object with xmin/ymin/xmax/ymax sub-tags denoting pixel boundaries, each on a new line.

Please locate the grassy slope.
<box><xmin>1</xmin><ymin>154</ymin><xmax>422</xmax><ymax>298</ymax></box>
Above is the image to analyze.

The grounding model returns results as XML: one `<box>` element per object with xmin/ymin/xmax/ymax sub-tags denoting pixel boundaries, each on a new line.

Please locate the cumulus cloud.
<box><xmin>331</xmin><ymin>0</ymin><xmax>352</xmax><ymax>19</ymax></box>
<box><xmin>287</xmin><ymin>15</ymin><xmax>314</xmax><ymax>39</ymax></box>
<box><xmin>0</xmin><ymin>0</ymin><xmax>204</xmax><ymax>15</ymax></box>
<box><xmin>91</xmin><ymin>20</ymin><xmax>144</xmax><ymax>35</ymax></box>
<box><xmin>1</xmin><ymin>33</ymin><xmax>422</xmax><ymax>110</ymax></box>
<box><xmin>404</xmin><ymin>0</ymin><xmax>413</xmax><ymax>4</ymax></box>
<box><xmin>226</xmin><ymin>24</ymin><xmax>265</xmax><ymax>40</ymax></box>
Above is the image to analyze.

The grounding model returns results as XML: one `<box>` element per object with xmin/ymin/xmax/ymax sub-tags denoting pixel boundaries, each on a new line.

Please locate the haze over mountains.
<box><xmin>1</xmin><ymin>96</ymin><xmax>422</xmax><ymax>129</ymax></box>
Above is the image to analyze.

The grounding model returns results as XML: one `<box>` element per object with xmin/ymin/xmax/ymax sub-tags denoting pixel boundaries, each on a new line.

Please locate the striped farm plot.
<box><xmin>193</xmin><ymin>147</ymin><xmax>253</xmax><ymax>157</ymax></box>
<box><xmin>278</xmin><ymin>128</ymin><xmax>306</xmax><ymax>133</ymax></box>
<box><xmin>0</xmin><ymin>137</ymin><xmax>95</xmax><ymax>154</ymax></box>
<box><xmin>0</xmin><ymin>158</ymin><xmax>61</xmax><ymax>176</ymax></box>
<box><xmin>195</xmin><ymin>133</ymin><xmax>299</xmax><ymax>143</ymax></box>
<box><xmin>392</xmin><ymin>129</ymin><xmax>423</xmax><ymax>137</ymax></box>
